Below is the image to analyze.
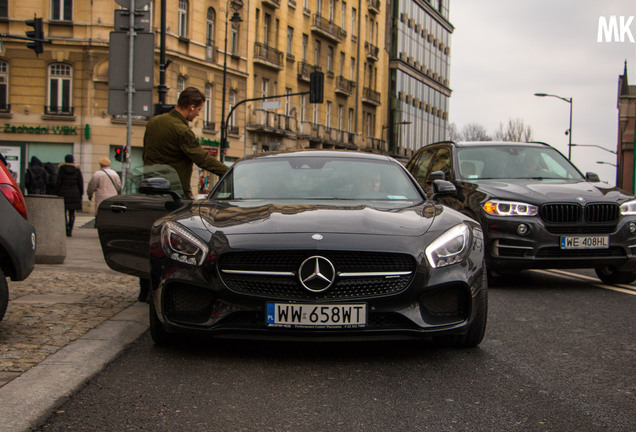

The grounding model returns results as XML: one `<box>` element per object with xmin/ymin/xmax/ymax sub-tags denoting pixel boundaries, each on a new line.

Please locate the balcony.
<box><xmin>202</xmin><ymin>121</ymin><xmax>216</xmax><ymax>131</ymax></box>
<box><xmin>365</xmin><ymin>41</ymin><xmax>379</xmax><ymax>61</ymax></box>
<box><xmin>228</xmin><ymin>125</ymin><xmax>240</xmax><ymax>136</ymax></box>
<box><xmin>254</xmin><ymin>42</ymin><xmax>284</xmax><ymax>70</ymax></box>
<box><xmin>311</xmin><ymin>14</ymin><xmax>346</xmax><ymax>43</ymax></box>
<box><xmin>362</xmin><ymin>87</ymin><xmax>381</xmax><ymax>106</ymax></box>
<box><xmin>247</xmin><ymin>109</ymin><xmax>297</xmax><ymax>135</ymax></box>
<box><xmin>335</xmin><ymin>76</ymin><xmax>355</xmax><ymax>96</ymax></box>
<box><xmin>44</xmin><ymin>106</ymin><xmax>74</xmax><ymax>116</ymax></box>
<box><xmin>262</xmin><ymin>0</ymin><xmax>280</xmax><ymax>8</ymax></box>
<box><xmin>297</xmin><ymin>61</ymin><xmax>320</xmax><ymax>82</ymax></box>
<box><xmin>368</xmin><ymin>0</ymin><xmax>380</xmax><ymax>14</ymax></box>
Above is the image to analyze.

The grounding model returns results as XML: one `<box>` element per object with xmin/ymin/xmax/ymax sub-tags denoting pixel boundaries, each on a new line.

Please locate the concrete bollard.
<box><xmin>25</xmin><ymin>195</ymin><xmax>67</xmax><ymax>264</ymax></box>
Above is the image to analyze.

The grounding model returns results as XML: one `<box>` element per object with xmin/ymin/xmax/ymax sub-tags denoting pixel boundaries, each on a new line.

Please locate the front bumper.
<box><xmin>482</xmin><ymin>214</ymin><xmax>636</xmax><ymax>272</ymax></box>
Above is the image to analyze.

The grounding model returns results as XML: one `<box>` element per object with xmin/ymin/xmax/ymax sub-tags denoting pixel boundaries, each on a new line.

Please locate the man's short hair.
<box><xmin>178</xmin><ymin>87</ymin><xmax>206</xmax><ymax>109</ymax></box>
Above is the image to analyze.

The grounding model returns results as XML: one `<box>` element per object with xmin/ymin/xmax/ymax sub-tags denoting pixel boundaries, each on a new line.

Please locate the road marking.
<box><xmin>530</xmin><ymin>269</ymin><xmax>636</xmax><ymax>296</ymax></box>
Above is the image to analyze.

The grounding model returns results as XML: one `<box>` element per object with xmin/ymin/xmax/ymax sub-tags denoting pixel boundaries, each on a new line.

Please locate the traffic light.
<box><xmin>114</xmin><ymin>146</ymin><xmax>128</xmax><ymax>162</ymax></box>
<box><xmin>309</xmin><ymin>71</ymin><xmax>324</xmax><ymax>104</ymax></box>
<box><xmin>25</xmin><ymin>17</ymin><xmax>44</xmax><ymax>55</ymax></box>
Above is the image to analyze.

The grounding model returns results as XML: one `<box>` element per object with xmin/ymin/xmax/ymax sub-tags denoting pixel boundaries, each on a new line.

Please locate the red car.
<box><xmin>0</xmin><ymin>153</ymin><xmax>36</xmax><ymax>322</ymax></box>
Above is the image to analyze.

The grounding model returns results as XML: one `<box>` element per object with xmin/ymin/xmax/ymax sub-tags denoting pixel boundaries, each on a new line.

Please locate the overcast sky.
<box><xmin>449</xmin><ymin>0</ymin><xmax>636</xmax><ymax>185</ymax></box>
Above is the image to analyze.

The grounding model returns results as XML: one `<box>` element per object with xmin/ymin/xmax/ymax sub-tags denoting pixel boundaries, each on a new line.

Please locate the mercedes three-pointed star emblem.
<box><xmin>299</xmin><ymin>256</ymin><xmax>336</xmax><ymax>293</ymax></box>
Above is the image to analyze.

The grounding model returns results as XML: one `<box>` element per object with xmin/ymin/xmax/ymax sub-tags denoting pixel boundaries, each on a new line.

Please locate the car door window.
<box><xmin>124</xmin><ymin>164</ymin><xmax>184</xmax><ymax>197</ymax></box>
<box><xmin>409</xmin><ymin>149</ymin><xmax>436</xmax><ymax>188</ymax></box>
<box><xmin>428</xmin><ymin>148</ymin><xmax>452</xmax><ymax>181</ymax></box>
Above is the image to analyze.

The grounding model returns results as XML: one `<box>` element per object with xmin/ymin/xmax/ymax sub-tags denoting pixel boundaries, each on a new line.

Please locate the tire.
<box><xmin>0</xmin><ymin>270</ymin><xmax>8</xmax><ymax>322</ymax></box>
<box><xmin>149</xmin><ymin>299</ymin><xmax>175</xmax><ymax>345</ymax></box>
<box><xmin>138</xmin><ymin>278</ymin><xmax>150</xmax><ymax>303</ymax></box>
<box><xmin>433</xmin><ymin>276</ymin><xmax>488</xmax><ymax>348</ymax></box>
<box><xmin>594</xmin><ymin>266</ymin><xmax>636</xmax><ymax>285</ymax></box>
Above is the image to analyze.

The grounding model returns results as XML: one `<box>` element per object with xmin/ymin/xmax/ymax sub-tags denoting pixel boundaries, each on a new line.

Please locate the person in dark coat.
<box><xmin>43</xmin><ymin>162</ymin><xmax>58</xmax><ymax>195</ymax></box>
<box><xmin>56</xmin><ymin>154</ymin><xmax>84</xmax><ymax>237</ymax></box>
<box><xmin>25</xmin><ymin>156</ymin><xmax>49</xmax><ymax>195</ymax></box>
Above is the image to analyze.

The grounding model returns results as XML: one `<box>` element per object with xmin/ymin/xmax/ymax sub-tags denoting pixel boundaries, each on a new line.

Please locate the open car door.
<box><xmin>96</xmin><ymin>164</ymin><xmax>188</xmax><ymax>280</ymax></box>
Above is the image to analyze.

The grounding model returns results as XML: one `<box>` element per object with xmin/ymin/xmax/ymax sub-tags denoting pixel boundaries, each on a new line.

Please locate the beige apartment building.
<box><xmin>0</xmin><ymin>0</ymin><xmax>389</xmax><ymax>202</ymax></box>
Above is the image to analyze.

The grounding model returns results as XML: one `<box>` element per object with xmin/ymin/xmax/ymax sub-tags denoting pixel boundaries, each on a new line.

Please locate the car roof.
<box><xmin>239</xmin><ymin>150</ymin><xmax>395</xmax><ymax>162</ymax></box>
<box><xmin>428</xmin><ymin>140</ymin><xmax>553</xmax><ymax>149</ymax></box>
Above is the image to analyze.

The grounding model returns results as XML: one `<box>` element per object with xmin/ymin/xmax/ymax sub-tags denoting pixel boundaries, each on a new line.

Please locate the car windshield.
<box><xmin>457</xmin><ymin>145</ymin><xmax>585</xmax><ymax>180</ymax></box>
<box><xmin>211</xmin><ymin>155</ymin><xmax>423</xmax><ymax>202</ymax></box>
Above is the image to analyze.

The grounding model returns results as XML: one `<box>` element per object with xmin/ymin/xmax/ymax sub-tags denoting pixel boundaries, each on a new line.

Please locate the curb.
<box><xmin>0</xmin><ymin>302</ymin><xmax>148</xmax><ymax>432</ymax></box>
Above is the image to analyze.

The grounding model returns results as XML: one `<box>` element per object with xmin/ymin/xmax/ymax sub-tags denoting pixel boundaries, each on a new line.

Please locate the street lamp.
<box><xmin>220</xmin><ymin>0</ymin><xmax>243</xmax><ymax>163</ymax></box>
<box><xmin>596</xmin><ymin>161</ymin><xmax>617</xmax><ymax>168</ymax></box>
<box><xmin>534</xmin><ymin>93</ymin><xmax>573</xmax><ymax>160</ymax></box>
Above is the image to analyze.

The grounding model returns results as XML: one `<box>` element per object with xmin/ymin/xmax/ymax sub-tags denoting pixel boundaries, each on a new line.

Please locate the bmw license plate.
<box><xmin>266</xmin><ymin>303</ymin><xmax>366</xmax><ymax>328</ymax></box>
<box><xmin>560</xmin><ymin>235</ymin><xmax>609</xmax><ymax>249</ymax></box>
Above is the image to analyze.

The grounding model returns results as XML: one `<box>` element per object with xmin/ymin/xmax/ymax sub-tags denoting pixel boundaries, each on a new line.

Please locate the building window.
<box><xmin>264</xmin><ymin>13</ymin><xmax>270</xmax><ymax>45</ymax></box>
<box><xmin>302</xmin><ymin>34</ymin><xmax>308</xmax><ymax>61</ymax></box>
<box><xmin>0</xmin><ymin>0</ymin><xmax>7</xmax><ymax>18</ymax></box>
<box><xmin>177</xmin><ymin>76</ymin><xmax>185</xmax><ymax>101</ymax></box>
<box><xmin>231</xmin><ymin>20</ymin><xmax>239</xmax><ymax>54</ymax></box>
<box><xmin>350</xmin><ymin>57</ymin><xmax>355</xmax><ymax>80</ymax></box>
<box><xmin>178</xmin><ymin>0</ymin><xmax>188</xmax><ymax>38</ymax></box>
<box><xmin>206</xmin><ymin>8</ymin><xmax>216</xmax><ymax>47</ymax></box>
<box><xmin>341</xmin><ymin>2</ymin><xmax>346</xmax><ymax>29</ymax></box>
<box><xmin>261</xmin><ymin>78</ymin><xmax>269</xmax><ymax>99</ymax></box>
<box><xmin>327</xmin><ymin>46</ymin><xmax>334</xmax><ymax>74</ymax></box>
<box><xmin>351</xmin><ymin>8</ymin><xmax>357</xmax><ymax>38</ymax></box>
<box><xmin>326</xmin><ymin>101</ymin><xmax>332</xmax><ymax>129</ymax></box>
<box><xmin>348</xmin><ymin>108</ymin><xmax>354</xmax><ymax>132</ymax></box>
<box><xmin>285</xmin><ymin>88</ymin><xmax>292</xmax><ymax>116</ymax></box>
<box><xmin>0</xmin><ymin>61</ymin><xmax>8</xmax><ymax>112</ymax></box>
<box><xmin>314</xmin><ymin>40</ymin><xmax>321</xmax><ymax>66</ymax></box>
<box><xmin>300</xmin><ymin>94</ymin><xmax>306</xmax><ymax>122</ymax></box>
<box><xmin>228</xmin><ymin>90</ymin><xmax>237</xmax><ymax>128</ymax></box>
<box><xmin>47</xmin><ymin>63</ymin><xmax>72</xmax><ymax>114</ymax></box>
<box><xmin>329</xmin><ymin>0</ymin><xmax>335</xmax><ymax>21</ymax></box>
<box><xmin>51</xmin><ymin>0</ymin><xmax>72</xmax><ymax>21</ymax></box>
<box><xmin>286</xmin><ymin>27</ymin><xmax>294</xmax><ymax>56</ymax></box>
<box><xmin>204</xmin><ymin>84</ymin><xmax>214</xmax><ymax>129</ymax></box>
<box><xmin>312</xmin><ymin>103</ymin><xmax>319</xmax><ymax>126</ymax></box>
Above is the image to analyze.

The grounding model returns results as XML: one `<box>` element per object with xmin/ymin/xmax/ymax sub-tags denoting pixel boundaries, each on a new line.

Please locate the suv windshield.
<box><xmin>212</xmin><ymin>156</ymin><xmax>422</xmax><ymax>202</ymax></box>
<box><xmin>457</xmin><ymin>145</ymin><xmax>585</xmax><ymax>180</ymax></box>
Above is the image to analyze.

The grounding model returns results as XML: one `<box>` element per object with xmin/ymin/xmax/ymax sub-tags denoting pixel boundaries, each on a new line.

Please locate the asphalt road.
<box><xmin>35</xmin><ymin>270</ymin><xmax>636</xmax><ymax>432</ymax></box>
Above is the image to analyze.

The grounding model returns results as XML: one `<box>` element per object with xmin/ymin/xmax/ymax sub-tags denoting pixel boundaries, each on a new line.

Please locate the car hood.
<box><xmin>196</xmin><ymin>200</ymin><xmax>438</xmax><ymax>237</ymax></box>
<box><xmin>473</xmin><ymin>179</ymin><xmax>631</xmax><ymax>204</ymax></box>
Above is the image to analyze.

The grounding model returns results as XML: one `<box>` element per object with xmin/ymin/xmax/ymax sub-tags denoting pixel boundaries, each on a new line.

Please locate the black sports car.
<box><xmin>406</xmin><ymin>141</ymin><xmax>636</xmax><ymax>284</ymax></box>
<box><xmin>97</xmin><ymin>151</ymin><xmax>486</xmax><ymax>347</ymax></box>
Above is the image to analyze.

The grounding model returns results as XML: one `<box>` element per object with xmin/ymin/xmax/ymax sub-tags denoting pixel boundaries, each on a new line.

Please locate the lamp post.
<box><xmin>220</xmin><ymin>0</ymin><xmax>243</xmax><ymax>163</ymax></box>
<box><xmin>534</xmin><ymin>93</ymin><xmax>573</xmax><ymax>160</ymax></box>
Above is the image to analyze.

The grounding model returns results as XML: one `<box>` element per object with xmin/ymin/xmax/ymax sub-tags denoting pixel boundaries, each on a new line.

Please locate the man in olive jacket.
<box><xmin>143</xmin><ymin>87</ymin><xmax>228</xmax><ymax>199</ymax></box>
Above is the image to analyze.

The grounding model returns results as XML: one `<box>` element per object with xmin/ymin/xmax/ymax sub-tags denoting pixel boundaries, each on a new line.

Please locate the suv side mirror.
<box><xmin>431</xmin><ymin>179</ymin><xmax>456</xmax><ymax>199</ymax></box>
<box><xmin>428</xmin><ymin>171</ymin><xmax>446</xmax><ymax>182</ymax></box>
<box><xmin>585</xmin><ymin>172</ymin><xmax>600</xmax><ymax>183</ymax></box>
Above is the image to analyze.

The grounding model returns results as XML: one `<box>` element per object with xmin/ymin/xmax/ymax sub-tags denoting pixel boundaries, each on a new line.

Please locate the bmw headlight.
<box><xmin>483</xmin><ymin>200</ymin><xmax>538</xmax><ymax>216</ymax></box>
<box><xmin>161</xmin><ymin>221</ymin><xmax>209</xmax><ymax>266</ymax></box>
<box><xmin>620</xmin><ymin>199</ymin><xmax>636</xmax><ymax>215</ymax></box>
<box><xmin>425</xmin><ymin>223</ymin><xmax>471</xmax><ymax>269</ymax></box>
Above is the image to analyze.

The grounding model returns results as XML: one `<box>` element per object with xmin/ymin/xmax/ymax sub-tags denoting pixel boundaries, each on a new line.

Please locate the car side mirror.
<box><xmin>428</xmin><ymin>171</ymin><xmax>446</xmax><ymax>182</ymax></box>
<box><xmin>431</xmin><ymin>179</ymin><xmax>456</xmax><ymax>200</ymax></box>
<box><xmin>585</xmin><ymin>172</ymin><xmax>600</xmax><ymax>183</ymax></box>
<box><xmin>139</xmin><ymin>177</ymin><xmax>183</xmax><ymax>203</ymax></box>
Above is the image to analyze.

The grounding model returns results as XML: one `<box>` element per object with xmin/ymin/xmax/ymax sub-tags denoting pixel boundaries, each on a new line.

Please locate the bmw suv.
<box><xmin>406</xmin><ymin>141</ymin><xmax>636</xmax><ymax>284</ymax></box>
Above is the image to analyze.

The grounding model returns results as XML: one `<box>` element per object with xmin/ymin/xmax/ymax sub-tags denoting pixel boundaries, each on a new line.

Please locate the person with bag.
<box><xmin>87</xmin><ymin>157</ymin><xmax>121</xmax><ymax>210</ymax></box>
<box><xmin>25</xmin><ymin>156</ymin><xmax>49</xmax><ymax>195</ymax></box>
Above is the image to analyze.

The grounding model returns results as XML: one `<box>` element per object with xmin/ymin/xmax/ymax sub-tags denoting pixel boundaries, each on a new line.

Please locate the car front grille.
<box><xmin>218</xmin><ymin>250</ymin><xmax>417</xmax><ymax>300</ymax></box>
<box><xmin>535</xmin><ymin>247</ymin><xmax>626</xmax><ymax>258</ymax></box>
<box><xmin>540</xmin><ymin>203</ymin><xmax>619</xmax><ymax>224</ymax></box>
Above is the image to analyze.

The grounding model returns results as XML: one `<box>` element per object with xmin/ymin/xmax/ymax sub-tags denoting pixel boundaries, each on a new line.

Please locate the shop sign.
<box><xmin>196</xmin><ymin>137</ymin><xmax>220</xmax><ymax>147</ymax></box>
<box><xmin>2</xmin><ymin>123</ymin><xmax>78</xmax><ymax>136</ymax></box>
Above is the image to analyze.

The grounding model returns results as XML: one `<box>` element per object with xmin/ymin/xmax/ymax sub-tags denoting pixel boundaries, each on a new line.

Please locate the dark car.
<box><xmin>406</xmin><ymin>141</ymin><xmax>636</xmax><ymax>284</ymax></box>
<box><xmin>0</xmin><ymin>153</ymin><xmax>37</xmax><ymax>322</ymax></box>
<box><xmin>97</xmin><ymin>151</ymin><xmax>487</xmax><ymax>347</ymax></box>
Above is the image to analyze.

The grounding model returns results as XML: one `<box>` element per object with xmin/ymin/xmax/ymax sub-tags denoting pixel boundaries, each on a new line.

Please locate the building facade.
<box><xmin>388</xmin><ymin>0</ymin><xmax>452</xmax><ymax>159</ymax></box>
<box><xmin>0</xmin><ymin>0</ymin><xmax>451</xmax><ymax>205</ymax></box>
<box><xmin>617</xmin><ymin>62</ymin><xmax>636</xmax><ymax>193</ymax></box>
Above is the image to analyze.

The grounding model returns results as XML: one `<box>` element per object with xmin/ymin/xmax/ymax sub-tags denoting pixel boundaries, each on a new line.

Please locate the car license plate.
<box><xmin>560</xmin><ymin>235</ymin><xmax>609</xmax><ymax>249</ymax></box>
<box><xmin>266</xmin><ymin>303</ymin><xmax>366</xmax><ymax>328</ymax></box>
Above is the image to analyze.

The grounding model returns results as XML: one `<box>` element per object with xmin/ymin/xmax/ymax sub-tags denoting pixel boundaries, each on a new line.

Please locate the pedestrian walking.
<box><xmin>56</xmin><ymin>154</ymin><xmax>84</xmax><ymax>237</ymax></box>
<box><xmin>43</xmin><ymin>162</ymin><xmax>58</xmax><ymax>195</ymax></box>
<box><xmin>87</xmin><ymin>157</ymin><xmax>121</xmax><ymax>210</ymax></box>
<box><xmin>24</xmin><ymin>156</ymin><xmax>49</xmax><ymax>195</ymax></box>
<box><xmin>143</xmin><ymin>86</ymin><xmax>228</xmax><ymax>199</ymax></box>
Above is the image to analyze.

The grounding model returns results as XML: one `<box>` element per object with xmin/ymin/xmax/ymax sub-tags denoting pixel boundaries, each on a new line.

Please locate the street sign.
<box><xmin>114</xmin><ymin>9</ymin><xmax>151</xmax><ymax>32</ymax></box>
<box><xmin>261</xmin><ymin>101</ymin><xmax>281</xmax><ymax>110</ymax></box>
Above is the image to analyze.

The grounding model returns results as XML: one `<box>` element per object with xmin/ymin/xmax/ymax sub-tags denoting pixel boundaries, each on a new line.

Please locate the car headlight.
<box><xmin>620</xmin><ymin>199</ymin><xmax>636</xmax><ymax>215</ymax></box>
<box><xmin>425</xmin><ymin>223</ymin><xmax>471</xmax><ymax>269</ymax></box>
<box><xmin>482</xmin><ymin>200</ymin><xmax>538</xmax><ymax>216</ymax></box>
<box><xmin>161</xmin><ymin>221</ymin><xmax>209</xmax><ymax>266</ymax></box>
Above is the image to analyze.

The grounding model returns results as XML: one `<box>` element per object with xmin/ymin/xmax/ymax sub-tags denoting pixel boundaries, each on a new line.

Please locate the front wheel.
<box><xmin>0</xmin><ymin>269</ymin><xmax>8</xmax><ymax>322</ymax></box>
<box><xmin>149</xmin><ymin>299</ymin><xmax>176</xmax><ymax>345</ymax></box>
<box><xmin>594</xmin><ymin>266</ymin><xmax>636</xmax><ymax>285</ymax></box>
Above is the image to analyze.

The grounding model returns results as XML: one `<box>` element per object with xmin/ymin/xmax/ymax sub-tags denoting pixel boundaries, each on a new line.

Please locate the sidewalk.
<box><xmin>0</xmin><ymin>214</ymin><xmax>149</xmax><ymax>432</ymax></box>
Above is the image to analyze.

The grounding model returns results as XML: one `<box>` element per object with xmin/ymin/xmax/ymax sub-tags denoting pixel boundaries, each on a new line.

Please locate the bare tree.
<box><xmin>448</xmin><ymin>123</ymin><xmax>462</xmax><ymax>142</ymax></box>
<box><xmin>461</xmin><ymin>123</ymin><xmax>491</xmax><ymax>141</ymax></box>
<box><xmin>493</xmin><ymin>118</ymin><xmax>534</xmax><ymax>142</ymax></box>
